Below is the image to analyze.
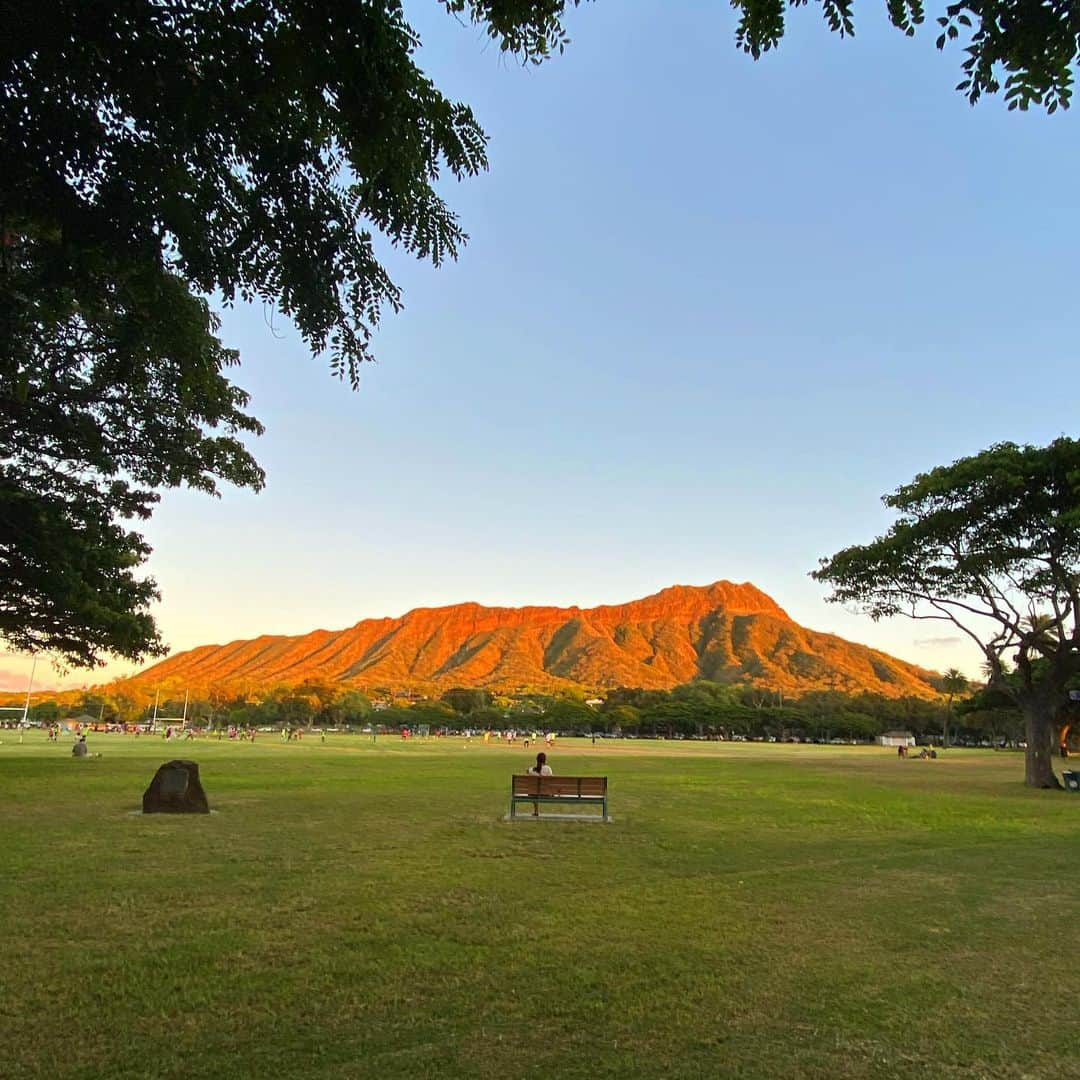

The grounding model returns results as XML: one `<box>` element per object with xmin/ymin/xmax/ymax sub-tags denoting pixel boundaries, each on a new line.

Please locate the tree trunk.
<box><xmin>1021</xmin><ymin>700</ymin><xmax>1061</xmax><ymax>789</ymax></box>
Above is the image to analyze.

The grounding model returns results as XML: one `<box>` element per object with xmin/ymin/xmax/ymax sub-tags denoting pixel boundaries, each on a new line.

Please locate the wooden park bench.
<box><xmin>508</xmin><ymin>774</ymin><xmax>610</xmax><ymax>822</ymax></box>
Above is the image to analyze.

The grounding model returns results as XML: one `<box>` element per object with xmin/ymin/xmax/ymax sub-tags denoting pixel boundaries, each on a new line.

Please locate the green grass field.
<box><xmin>2</xmin><ymin>731</ymin><xmax>1078</xmax><ymax>1079</ymax></box>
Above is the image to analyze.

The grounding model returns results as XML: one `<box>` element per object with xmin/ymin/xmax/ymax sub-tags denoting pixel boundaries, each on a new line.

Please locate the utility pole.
<box><xmin>19</xmin><ymin>655</ymin><xmax>37</xmax><ymax>743</ymax></box>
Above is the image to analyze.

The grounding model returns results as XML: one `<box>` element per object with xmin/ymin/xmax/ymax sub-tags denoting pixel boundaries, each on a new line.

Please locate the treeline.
<box><xmin>26</xmin><ymin>681</ymin><xmax>376</xmax><ymax>729</ymax></box>
<box><xmin>22</xmin><ymin>677</ymin><xmax>1032</xmax><ymax>746</ymax></box>
<box><xmin>365</xmin><ymin>683</ymin><xmax>998</xmax><ymax>744</ymax></box>
<box><xmin>542</xmin><ymin>683</ymin><xmax>982</xmax><ymax>743</ymax></box>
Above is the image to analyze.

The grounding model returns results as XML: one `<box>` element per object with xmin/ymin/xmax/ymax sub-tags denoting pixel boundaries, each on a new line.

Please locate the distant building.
<box><xmin>585</xmin><ymin>698</ymin><xmax>603</xmax><ymax>707</ymax></box>
<box><xmin>878</xmin><ymin>730</ymin><xmax>916</xmax><ymax>747</ymax></box>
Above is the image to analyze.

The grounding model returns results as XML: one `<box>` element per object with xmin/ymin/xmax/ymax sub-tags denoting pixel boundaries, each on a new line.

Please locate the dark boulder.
<box><xmin>142</xmin><ymin>760</ymin><xmax>210</xmax><ymax>814</ymax></box>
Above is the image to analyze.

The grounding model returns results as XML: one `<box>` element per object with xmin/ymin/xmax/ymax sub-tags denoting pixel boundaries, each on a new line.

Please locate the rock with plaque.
<box><xmin>142</xmin><ymin>760</ymin><xmax>210</xmax><ymax>814</ymax></box>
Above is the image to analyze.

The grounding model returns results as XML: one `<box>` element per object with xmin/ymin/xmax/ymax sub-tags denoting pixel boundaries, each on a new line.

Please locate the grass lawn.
<box><xmin>1</xmin><ymin>731</ymin><xmax>1078</xmax><ymax>1079</ymax></box>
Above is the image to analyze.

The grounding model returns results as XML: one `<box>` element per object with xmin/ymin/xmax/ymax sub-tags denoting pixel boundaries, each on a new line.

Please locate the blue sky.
<box><xmin>6</xmin><ymin>1</ymin><xmax>1079</xmax><ymax>691</ymax></box>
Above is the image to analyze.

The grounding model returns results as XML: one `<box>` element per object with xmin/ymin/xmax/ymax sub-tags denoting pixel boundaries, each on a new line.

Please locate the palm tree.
<box><xmin>1024</xmin><ymin>613</ymin><xmax>1061</xmax><ymax>653</ymax></box>
<box><xmin>941</xmin><ymin>668</ymin><xmax>969</xmax><ymax>748</ymax></box>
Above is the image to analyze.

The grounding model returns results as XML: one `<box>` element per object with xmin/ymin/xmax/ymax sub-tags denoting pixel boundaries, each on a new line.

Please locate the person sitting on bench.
<box><xmin>526</xmin><ymin>752</ymin><xmax>552</xmax><ymax>816</ymax></box>
<box><xmin>528</xmin><ymin>751</ymin><xmax>553</xmax><ymax>778</ymax></box>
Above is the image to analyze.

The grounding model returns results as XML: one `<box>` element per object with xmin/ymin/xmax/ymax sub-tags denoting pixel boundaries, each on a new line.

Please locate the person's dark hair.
<box><xmin>535</xmin><ymin>752</ymin><xmax>546</xmax><ymax>771</ymax></box>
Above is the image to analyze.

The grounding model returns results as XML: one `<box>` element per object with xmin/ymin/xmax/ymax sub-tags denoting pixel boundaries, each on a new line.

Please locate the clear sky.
<box><xmin>5</xmin><ymin>1</ymin><xmax>1079</xmax><ymax>692</ymax></box>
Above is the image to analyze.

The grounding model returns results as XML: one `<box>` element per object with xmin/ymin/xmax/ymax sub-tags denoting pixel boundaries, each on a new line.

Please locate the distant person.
<box><xmin>72</xmin><ymin>736</ymin><xmax>88</xmax><ymax>758</ymax></box>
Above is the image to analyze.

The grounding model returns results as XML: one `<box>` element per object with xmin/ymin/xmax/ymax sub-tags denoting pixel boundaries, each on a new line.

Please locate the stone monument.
<box><xmin>142</xmin><ymin>760</ymin><xmax>210</xmax><ymax>814</ymax></box>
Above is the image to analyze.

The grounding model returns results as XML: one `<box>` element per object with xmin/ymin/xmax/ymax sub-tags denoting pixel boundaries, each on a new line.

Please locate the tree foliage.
<box><xmin>0</xmin><ymin>0</ymin><xmax>555</xmax><ymax>667</ymax></box>
<box><xmin>730</xmin><ymin>0</ymin><xmax>1080</xmax><ymax>111</ymax></box>
<box><xmin>0</xmin><ymin>229</ymin><xmax>263</xmax><ymax>666</ymax></box>
<box><xmin>813</xmin><ymin>438</ymin><xmax>1080</xmax><ymax>786</ymax></box>
<box><xmin>441</xmin><ymin>687</ymin><xmax>494</xmax><ymax>713</ymax></box>
<box><xmin>456</xmin><ymin>0</ymin><xmax>1080</xmax><ymax>112</ymax></box>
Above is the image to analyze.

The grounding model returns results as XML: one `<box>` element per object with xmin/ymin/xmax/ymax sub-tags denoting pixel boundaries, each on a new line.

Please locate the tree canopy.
<box><xmin>4</xmin><ymin>1</ymin><xmax>1078</xmax><ymax>668</ymax></box>
<box><xmin>1</xmin><ymin>0</ymin><xmax>542</xmax><ymax>667</ymax></box>
<box><xmin>813</xmin><ymin>438</ymin><xmax>1080</xmax><ymax>787</ymax></box>
<box><xmin>0</xmin><ymin>232</ymin><xmax>264</xmax><ymax>666</ymax></box>
<box><xmin>728</xmin><ymin>0</ymin><xmax>1080</xmax><ymax>111</ymax></box>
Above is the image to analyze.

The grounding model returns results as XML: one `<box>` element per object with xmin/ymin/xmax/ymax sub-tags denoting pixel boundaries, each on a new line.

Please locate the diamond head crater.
<box><xmin>118</xmin><ymin>580</ymin><xmax>940</xmax><ymax>699</ymax></box>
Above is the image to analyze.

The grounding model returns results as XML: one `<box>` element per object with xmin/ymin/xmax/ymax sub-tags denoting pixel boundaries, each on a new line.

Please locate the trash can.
<box><xmin>1063</xmin><ymin>771</ymin><xmax>1080</xmax><ymax>791</ymax></box>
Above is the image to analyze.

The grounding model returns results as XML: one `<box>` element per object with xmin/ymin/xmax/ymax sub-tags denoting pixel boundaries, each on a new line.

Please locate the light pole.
<box><xmin>19</xmin><ymin>655</ymin><xmax>37</xmax><ymax>743</ymax></box>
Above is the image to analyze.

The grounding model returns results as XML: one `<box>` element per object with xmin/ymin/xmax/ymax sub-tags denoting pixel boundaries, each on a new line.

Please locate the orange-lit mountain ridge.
<box><xmin>127</xmin><ymin>581</ymin><xmax>941</xmax><ymax>698</ymax></box>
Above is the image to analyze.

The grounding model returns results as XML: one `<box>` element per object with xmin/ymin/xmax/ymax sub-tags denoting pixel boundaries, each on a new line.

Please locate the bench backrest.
<box><xmin>512</xmin><ymin>775</ymin><xmax>607</xmax><ymax>797</ymax></box>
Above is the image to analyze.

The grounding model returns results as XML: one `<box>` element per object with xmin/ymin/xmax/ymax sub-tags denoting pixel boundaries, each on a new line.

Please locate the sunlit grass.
<box><xmin>1</xmin><ymin>731</ymin><xmax>1077</xmax><ymax>1078</ymax></box>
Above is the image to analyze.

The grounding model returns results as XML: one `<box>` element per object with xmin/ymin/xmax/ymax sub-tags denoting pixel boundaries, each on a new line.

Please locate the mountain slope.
<box><xmin>127</xmin><ymin>581</ymin><xmax>940</xmax><ymax>698</ymax></box>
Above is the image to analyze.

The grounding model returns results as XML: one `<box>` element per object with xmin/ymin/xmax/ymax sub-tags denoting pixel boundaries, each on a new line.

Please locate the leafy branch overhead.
<box><xmin>1</xmin><ymin>0</ymin><xmax>531</xmax><ymax>666</ymax></box>
<box><xmin>6</xmin><ymin>1</ymin><xmax>1068</xmax><ymax>400</ymax></box>
<box><xmin>457</xmin><ymin>1</ymin><xmax>1080</xmax><ymax>112</ymax></box>
<box><xmin>731</xmin><ymin>0</ymin><xmax>1080</xmax><ymax>112</ymax></box>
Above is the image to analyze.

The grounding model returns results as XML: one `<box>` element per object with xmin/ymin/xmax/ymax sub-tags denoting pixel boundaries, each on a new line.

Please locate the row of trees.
<box><xmin>29</xmin><ymin>674</ymin><xmax>1054</xmax><ymax>751</ymax></box>
<box><xmin>28</xmin><ymin>680</ymin><xmax>376</xmax><ymax>730</ymax></box>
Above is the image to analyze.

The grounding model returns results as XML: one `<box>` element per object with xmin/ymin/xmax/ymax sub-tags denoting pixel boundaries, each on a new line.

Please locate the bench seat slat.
<box><xmin>511</xmin><ymin>793</ymin><xmax>606</xmax><ymax>801</ymax></box>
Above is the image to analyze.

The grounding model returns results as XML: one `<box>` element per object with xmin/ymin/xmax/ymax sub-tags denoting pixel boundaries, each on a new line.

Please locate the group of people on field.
<box><xmin>897</xmin><ymin>744</ymin><xmax>938</xmax><ymax>759</ymax></box>
<box><xmin>481</xmin><ymin>729</ymin><xmax>555</xmax><ymax>748</ymax></box>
